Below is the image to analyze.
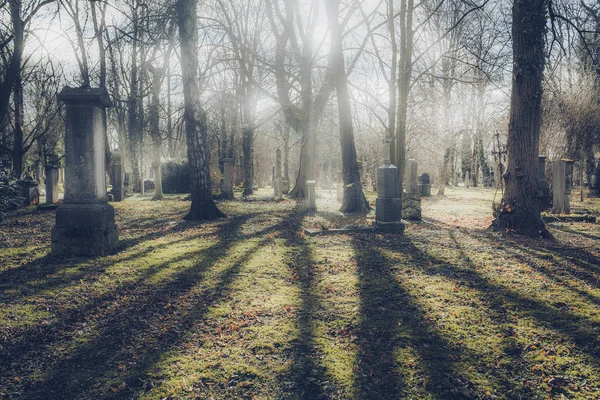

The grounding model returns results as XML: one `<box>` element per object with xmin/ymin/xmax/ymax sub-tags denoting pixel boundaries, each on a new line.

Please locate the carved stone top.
<box><xmin>58</xmin><ymin>86</ymin><xmax>112</xmax><ymax>108</ymax></box>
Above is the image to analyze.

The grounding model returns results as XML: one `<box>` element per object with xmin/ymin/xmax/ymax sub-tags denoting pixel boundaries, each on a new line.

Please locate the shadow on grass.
<box><xmin>418</xmin><ymin>231</ymin><xmax>600</xmax><ymax>368</ymax></box>
<box><xmin>2</xmin><ymin>212</ymin><xmax>289</xmax><ymax>399</ymax></box>
<box><xmin>350</xmin><ymin>234</ymin><xmax>470</xmax><ymax>399</ymax></box>
<box><xmin>279</xmin><ymin>208</ymin><xmax>331</xmax><ymax>399</ymax></box>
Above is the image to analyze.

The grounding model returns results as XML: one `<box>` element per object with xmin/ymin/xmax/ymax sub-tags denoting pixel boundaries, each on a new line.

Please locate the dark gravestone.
<box><xmin>419</xmin><ymin>173</ymin><xmax>432</xmax><ymax>197</ymax></box>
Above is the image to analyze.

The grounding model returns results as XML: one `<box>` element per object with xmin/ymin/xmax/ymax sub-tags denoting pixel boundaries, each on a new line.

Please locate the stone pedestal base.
<box><xmin>18</xmin><ymin>181</ymin><xmax>40</xmax><ymax>206</ymax></box>
<box><xmin>376</xmin><ymin>197</ymin><xmax>401</xmax><ymax>222</ymax></box>
<box><xmin>376</xmin><ymin>221</ymin><xmax>405</xmax><ymax>234</ymax></box>
<box><xmin>51</xmin><ymin>202</ymin><xmax>119</xmax><ymax>256</ymax></box>
<box><xmin>419</xmin><ymin>184</ymin><xmax>431</xmax><ymax>197</ymax></box>
<box><xmin>402</xmin><ymin>193</ymin><xmax>422</xmax><ymax>221</ymax></box>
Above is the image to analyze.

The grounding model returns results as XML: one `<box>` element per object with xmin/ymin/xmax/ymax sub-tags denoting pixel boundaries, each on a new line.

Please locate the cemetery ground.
<box><xmin>1</xmin><ymin>187</ymin><xmax>600</xmax><ymax>400</ymax></box>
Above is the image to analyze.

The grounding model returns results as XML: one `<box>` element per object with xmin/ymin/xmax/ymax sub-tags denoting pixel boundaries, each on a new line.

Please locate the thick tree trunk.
<box><xmin>242</xmin><ymin>125</ymin><xmax>254</xmax><ymax>196</ymax></box>
<box><xmin>283</xmin><ymin>126</ymin><xmax>290</xmax><ymax>185</ymax></box>
<box><xmin>13</xmin><ymin>70</ymin><xmax>24</xmax><ymax>177</ymax></box>
<box><xmin>396</xmin><ymin>0</ymin><xmax>414</xmax><ymax>210</ymax></box>
<box><xmin>326</xmin><ymin>0</ymin><xmax>369</xmax><ymax>213</ymax></box>
<box><xmin>0</xmin><ymin>0</ymin><xmax>23</xmax><ymax>130</ymax></box>
<box><xmin>177</xmin><ymin>0</ymin><xmax>225</xmax><ymax>221</ymax></box>
<box><xmin>128</xmin><ymin>5</ymin><xmax>142</xmax><ymax>193</ymax></box>
<box><xmin>241</xmin><ymin>83</ymin><xmax>256</xmax><ymax>196</ymax></box>
<box><xmin>149</xmin><ymin>69</ymin><xmax>164</xmax><ymax>200</ymax></box>
<box><xmin>493</xmin><ymin>0</ymin><xmax>549</xmax><ymax>238</ymax></box>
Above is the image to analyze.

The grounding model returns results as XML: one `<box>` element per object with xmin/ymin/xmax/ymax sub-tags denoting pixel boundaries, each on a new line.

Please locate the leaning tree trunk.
<box><xmin>325</xmin><ymin>0</ymin><xmax>369</xmax><ymax>213</ymax></box>
<box><xmin>177</xmin><ymin>0</ymin><xmax>225</xmax><ymax>220</ymax></box>
<box><xmin>492</xmin><ymin>0</ymin><xmax>550</xmax><ymax>238</ymax></box>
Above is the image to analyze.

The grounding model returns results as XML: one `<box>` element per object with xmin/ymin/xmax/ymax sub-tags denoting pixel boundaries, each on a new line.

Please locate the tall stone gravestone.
<box><xmin>403</xmin><ymin>159</ymin><xmax>421</xmax><ymax>221</ymax></box>
<box><xmin>376</xmin><ymin>139</ymin><xmax>404</xmax><ymax>233</ymax></box>
<box><xmin>45</xmin><ymin>153</ymin><xmax>60</xmax><ymax>204</ymax></box>
<box><xmin>52</xmin><ymin>87</ymin><xmax>119</xmax><ymax>256</ymax></box>
<box><xmin>222</xmin><ymin>158</ymin><xmax>234</xmax><ymax>199</ymax></box>
<box><xmin>306</xmin><ymin>180</ymin><xmax>316</xmax><ymax>211</ymax></box>
<box><xmin>538</xmin><ymin>155</ymin><xmax>550</xmax><ymax>209</ymax></box>
<box><xmin>419</xmin><ymin>173</ymin><xmax>432</xmax><ymax>197</ymax></box>
<box><xmin>110</xmin><ymin>151</ymin><xmax>124</xmax><ymax>201</ymax></box>
<box><xmin>552</xmin><ymin>159</ymin><xmax>574</xmax><ymax>214</ymax></box>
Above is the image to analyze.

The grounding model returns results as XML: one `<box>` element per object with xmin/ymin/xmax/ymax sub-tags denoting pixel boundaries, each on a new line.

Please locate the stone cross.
<box><xmin>306</xmin><ymin>180</ymin><xmax>316</xmax><ymax>210</ymax></box>
<box><xmin>222</xmin><ymin>158</ymin><xmax>234</xmax><ymax>199</ymax></box>
<box><xmin>51</xmin><ymin>86</ymin><xmax>118</xmax><ymax>256</ymax></box>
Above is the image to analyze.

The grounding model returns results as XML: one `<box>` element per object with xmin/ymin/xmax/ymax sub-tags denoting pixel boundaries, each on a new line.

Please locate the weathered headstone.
<box><xmin>17</xmin><ymin>174</ymin><xmax>39</xmax><ymax>206</ymax></box>
<box><xmin>51</xmin><ymin>86</ymin><xmax>118</xmax><ymax>256</ymax></box>
<box><xmin>538</xmin><ymin>155</ymin><xmax>550</xmax><ymax>209</ymax></box>
<box><xmin>110</xmin><ymin>151</ymin><xmax>124</xmax><ymax>201</ymax></box>
<box><xmin>552</xmin><ymin>159</ymin><xmax>574</xmax><ymax>214</ymax></box>
<box><xmin>465</xmin><ymin>171</ymin><xmax>470</xmax><ymax>188</ymax></box>
<box><xmin>306</xmin><ymin>180</ymin><xmax>316</xmax><ymax>210</ymax></box>
<box><xmin>222</xmin><ymin>158</ymin><xmax>234</xmax><ymax>199</ymax></box>
<box><xmin>403</xmin><ymin>159</ymin><xmax>421</xmax><ymax>221</ymax></box>
<box><xmin>336</xmin><ymin>171</ymin><xmax>343</xmax><ymax>202</ymax></box>
<box><xmin>45</xmin><ymin>153</ymin><xmax>60</xmax><ymax>204</ymax></box>
<box><xmin>419</xmin><ymin>173</ymin><xmax>432</xmax><ymax>197</ymax></box>
<box><xmin>274</xmin><ymin>150</ymin><xmax>282</xmax><ymax>199</ymax></box>
<box><xmin>376</xmin><ymin>137</ymin><xmax>404</xmax><ymax>233</ymax></box>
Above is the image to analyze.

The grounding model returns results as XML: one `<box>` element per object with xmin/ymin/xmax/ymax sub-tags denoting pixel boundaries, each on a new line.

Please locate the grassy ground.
<box><xmin>1</xmin><ymin>187</ymin><xmax>600</xmax><ymax>399</ymax></box>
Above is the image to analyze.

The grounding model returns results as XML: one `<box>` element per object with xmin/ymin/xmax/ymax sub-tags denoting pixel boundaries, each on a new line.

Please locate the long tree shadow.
<box><xmin>422</xmin><ymin>231</ymin><xmax>600</xmax><ymax>365</ymax></box>
<box><xmin>279</xmin><ymin>208</ymin><xmax>332</xmax><ymax>399</ymax></box>
<box><xmin>4</xmin><ymin>212</ymin><xmax>289</xmax><ymax>398</ymax></box>
<box><xmin>351</xmin><ymin>234</ymin><xmax>471</xmax><ymax>399</ymax></box>
<box><xmin>0</xmin><ymin>211</ymin><xmax>280</xmax><ymax>305</ymax></box>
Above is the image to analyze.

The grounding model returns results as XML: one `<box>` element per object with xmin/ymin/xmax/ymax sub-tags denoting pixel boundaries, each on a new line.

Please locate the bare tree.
<box><xmin>325</xmin><ymin>0</ymin><xmax>369</xmax><ymax>213</ymax></box>
<box><xmin>177</xmin><ymin>0</ymin><xmax>225</xmax><ymax>220</ymax></box>
<box><xmin>492</xmin><ymin>0</ymin><xmax>550</xmax><ymax>237</ymax></box>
